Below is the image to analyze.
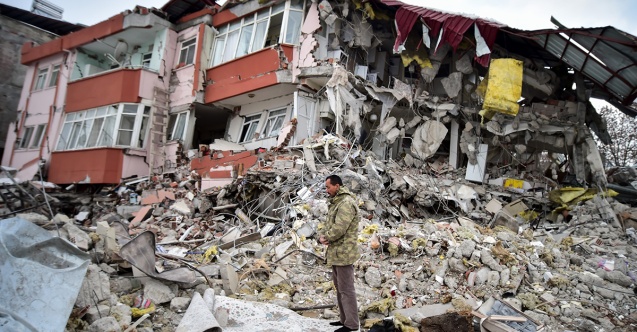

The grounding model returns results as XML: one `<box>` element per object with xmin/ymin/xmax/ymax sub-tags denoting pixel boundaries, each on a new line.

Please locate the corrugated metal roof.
<box><xmin>161</xmin><ymin>0</ymin><xmax>215</xmax><ymax>23</ymax></box>
<box><xmin>521</xmin><ymin>26</ymin><xmax>637</xmax><ymax>107</ymax></box>
<box><xmin>0</xmin><ymin>3</ymin><xmax>84</xmax><ymax>36</ymax></box>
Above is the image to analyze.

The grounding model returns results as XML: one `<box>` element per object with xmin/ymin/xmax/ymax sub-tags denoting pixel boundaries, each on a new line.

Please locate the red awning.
<box><xmin>381</xmin><ymin>0</ymin><xmax>504</xmax><ymax>67</ymax></box>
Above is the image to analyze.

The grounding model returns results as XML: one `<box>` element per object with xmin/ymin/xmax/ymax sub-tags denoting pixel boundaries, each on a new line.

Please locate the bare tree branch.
<box><xmin>595</xmin><ymin>106</ymin><xmax>637</xmax><ymax>167</ymax></box>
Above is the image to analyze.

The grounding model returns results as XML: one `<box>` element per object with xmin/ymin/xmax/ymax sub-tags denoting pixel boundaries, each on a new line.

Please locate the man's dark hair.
<box><xmin>326</xmin><ymin>175</ymin><xmax>343</xmax><ymax>186</ymax></box>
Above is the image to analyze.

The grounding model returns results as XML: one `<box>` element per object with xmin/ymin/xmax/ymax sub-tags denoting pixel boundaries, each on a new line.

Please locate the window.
<box><xmin>29</xmin><ymin>124</ymin><xmax>46</xmax><ymax>149</ymax></box>
<box><xmin>263</xmin><ymin>108</ymin><xmax>287</xmax><ymax>137</ymax></box>
<box><xmin>48</xmin><ymin>64</ymin><xmax>60</xmax><ymax>87</ymax></box>
<box><xmin>284</xmin><ymin>0</ymin><xmax>304</xmax><ymax>45</ymax></box>
<box><xmin>18</xmin><ymin>127</ymin><xmax>34</xmax><ymax>149</ymax></box>
<box><xmin>56</xmin><ymin>104</ymin><xmax>150</xmax><ymax>151</ymax></box>
<box><xmin>34</xmin><ymin>68</ymin><xmax>48</xmax><ymax>90</ymax></box>
<box><xmin>167</xmin><ymin>112</ymin><xmax>189</xmax><ymax>141</ymax></box>
<box><xmin>210</xmin><ymin>0</ymin><xmax>305</xmax><ymax>67</ymax></box>
<box><xmin>178</xmin><ymin>38</ymin><xmax>197</xmax><ymax>66</ymax></box>
<box><xmin>239</xmin><ymin>114</ymin><xmax>261</xmax><ymax>143</ymax></box>
<box><xmin>142</xmin><ymin>53</ymin><xmax>152</xmax><ymax>68</ymax></box>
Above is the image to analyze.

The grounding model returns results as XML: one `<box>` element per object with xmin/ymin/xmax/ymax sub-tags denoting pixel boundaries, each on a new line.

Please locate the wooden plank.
<box><xmin>489</xmin><ymin>315</ymin><xmax>527</xmax><ymax>322</ymax></box>
<box><xmin>219</xmin><ymin>232</ymin><xmax>262</xmax><ymax>250</ymax></box>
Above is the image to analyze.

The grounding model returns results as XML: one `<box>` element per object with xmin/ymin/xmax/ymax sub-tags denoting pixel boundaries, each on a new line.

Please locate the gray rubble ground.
<box><xmin>12</xmin><ymin>145</ymin><xmax>637</xmax><ymax>332</ymax></box>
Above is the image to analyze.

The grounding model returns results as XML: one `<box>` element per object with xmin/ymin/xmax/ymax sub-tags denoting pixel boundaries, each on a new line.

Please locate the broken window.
<box><xmin>48</xmin><ymin>64</ymin><xmax>60</xmax><ymax>88</ymax></box>
<box><xmin>210</xmin><ymin>0</ymin><xmax>304</xmax><ymax>67</ymax></box>
<box><xmin>56</xmin><ymin>104</ymin><xmax>149</xmax><ymax>151</ymax></box>
<box><xmin>167</xmin><ymin>111</ymin><xmax>189</xmax><ymax>141</ymax></box>
<box><xmin>239</xmin><ymin>114</ymin><xmax>261</xmax><ymax>143</ymax></box>
<box><xmin>178</xmin><ymin>37</ymin><xmax>197</xmax><ymax>66</ymax></box>
<box><xmin>18</xmin><ymin>126</ymin><xmax>34</xmax><ymax>149</ymax></box>
<box><xmin>34</xmin><ymin>68</ymin><xmax>48</xmax><ymax>91</ymax></box>
<box><xmin>263</xmin><ymin>108</ymin><xmax>287</xmax><ymax>137</ymax></box>
<box><xmin>29</xmin><ymin>124</ymin><xmax>46</xmax><ymax>149</ymax></box>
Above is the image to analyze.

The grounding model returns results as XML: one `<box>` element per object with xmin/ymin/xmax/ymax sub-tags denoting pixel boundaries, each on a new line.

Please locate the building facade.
<box><xmin>3</xmin><ymin>0</ymin><xmax>636</xmax><ymax>187</ymax></box>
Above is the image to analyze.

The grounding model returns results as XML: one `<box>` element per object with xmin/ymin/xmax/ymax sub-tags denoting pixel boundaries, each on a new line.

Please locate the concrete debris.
<box><xmin>5</xmin><ymin>0</ymin><xmax>637</xmax><ymax>330</ymax></box>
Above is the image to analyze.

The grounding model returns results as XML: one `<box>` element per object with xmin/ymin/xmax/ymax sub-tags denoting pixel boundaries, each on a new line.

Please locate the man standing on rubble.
<box><xmin>319</xmin><ymin>175</ymin><xmax>360</xmax><ymax>332</ymax></box>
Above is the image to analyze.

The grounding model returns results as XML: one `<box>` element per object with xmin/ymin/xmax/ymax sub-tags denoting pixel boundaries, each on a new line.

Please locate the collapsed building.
<box><xmin>2</xmin><ymin>0</ymin><xmax>636</xmax><ymax>189</ymax></box>
<box><xmin>2</xmin><ymin>0</ymin><xmax>637</xmax><ymax>331</ymax></box>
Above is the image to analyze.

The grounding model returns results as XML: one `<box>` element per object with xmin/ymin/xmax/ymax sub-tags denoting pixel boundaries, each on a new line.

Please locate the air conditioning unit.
<box><xmin>84</xmin><ymin>64</ymin><xmax>105</xmax><ymax>77</ymax></box>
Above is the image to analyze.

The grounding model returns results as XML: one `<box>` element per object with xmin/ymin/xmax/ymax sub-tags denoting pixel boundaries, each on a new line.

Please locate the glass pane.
<box><xmin>173</xmin><ymin>113</ymin><xmax>187</xmax><ymax>141</ymax></box>
<box><xmin>272</xmin><ymin>2</ymin><xmax>285</xmax><ymax>14</ymax></box>
<box><xmin>96</xmin><ymin>107</ymin><xmax>107</xmax><ymax>117</ymax></box>
<box><xmin>76</xmin><ymin>119</ymin><xmax>91</xmax><ymax>148</ymax></box>
<box><xmin>236</xmin><ymin>23</ymin><xmax>254</xmax><ymax>57</ymax></box>
<box><xmin>245</xmin><ymin>122</ymin><xmax>258</xmax><ymax>141</ymax></box>
<box><xmin>117</xmin><ymin>130</ymin><xmax>133</xmax><ymax>146</ymax></box>
<box><xmin>67</xmin><ymin>122</ymin><xmax>82</xmax><ymax>149</ymax></box>
<box><xmin>143</xmin><ymin>106</ymin><xmax>150</xmax><ymax>115</ymax></box>
<box><xmin>179</xmin><ymin>48</ymin><xmax>188</xmax><ymax>64</ymax></box>
<box><xmin>229</xmin><ymin>20</ymin><xmax>241</xmax><ymax>31</ymax></box>
<box><xmin>219</xmin><ymin>24</ymin><xmax>228</xmax><ymax>34</ymax></box>
<box><xmin>20</xmin><ymin>127</ymin><xmax>33</xmax><ymax>149</ymax></box>
<box><xmin>285</xmin><ymin>10</ymin><xmax>302</xmax><ymax>44</ymax></box>
<box><xmin>186</xmin><ymin>45</ymin><xmax>195</xmax><ymax>65</ymax></box>
<box><xmin>30</xmin><ymin>125</ymin><xmax>45</xmax><ymax>148</ymax></box>
<box><xmin>86</xmin><ymin>109</ymin><xmax>96</xmax><ymax>118</ymax></box>
<box><xmin>257</xmin><ymin>8</ymin><xmax>269</xmax><ymax>20</ymax></box>
<box><xmin>137</xmin><ymin>116</ymin><xmax>149</xmax><ymax>148</ymax></box>
<box><xmin>123</xmin><ymin>104</ymin><xmax>137</xmax><ymax>114</ymax></box>
<box><xmin>244</xmin><ymin>15</ymin><xmax>254</xmax><ymax>24</ymax></box>
<box><xmin>167</xmin><ymin>114</ymin><xmax>177</xmax><ymax>140</ymax></box>
<box><xmin>212</xmin><ymin>36</ymin><xmax>226</xmax><ymax>66</ymax></box>
<box><xmin>271</xmin><ymin>116</ymin><xmax>284</xmax><ymax>134</ymax></box>
<box><xmin>98</xmin><ymin>116</ymin><xmax>116</xmax><ymax>146</ymax></box>
<box><xmin>107</xmin><ymin>105</ymin><xmax>118</xmax><ymax>115</ymax></box>
<box><xmin>223</xmin><ymin>30</ymin><xmax>240</xmax><ymax>62</ymax></box>
<box><xmin>251</xmin><ymin>21</ymin><xmax>268</xmax><ymax>53</ymax></box>
<box><xmin>66</xmin><ymin>112</ymin><xmax>77</xmax><ymax>121</ymax></box>
<box><xmin>266</xmin><ymin>13</ymin><xmax>283</xmax><ymax>46</ymax></box>
<box><xmin>48</xmin><ymin>65</ymin><xmax>60</xmax><ymax>87</ymax></box>
<box><xmin>119</xmin><ymin>114</ymin><xmax>136</xmax><ymax>130</ymax></box>
<box><xmin>87</xmin><ymin>118</ymin><xmax>104</xmax><ymax>147</ymax></box>
<box><xmin>290</xmin><ymin>0</ymin><xmax>303</xmax><ymax>10</ymax></box>
<box><xmin>56</xmin><ymin>123</ymin><xmax>71</xmax><ymax>150</ymax></box>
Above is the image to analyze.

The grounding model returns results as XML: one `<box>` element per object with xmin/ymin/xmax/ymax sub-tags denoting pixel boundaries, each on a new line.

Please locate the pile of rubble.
<box><xmin>2</xmin><ymin>135</ymin><xmax>637</xmax><ymax>332</ymax></box>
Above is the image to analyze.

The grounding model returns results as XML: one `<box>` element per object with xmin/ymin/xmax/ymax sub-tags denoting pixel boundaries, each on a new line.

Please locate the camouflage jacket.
<box><xmin>321</xmin><ymin>187</ymin><xmax>360</xmax><ymax>266</ymax></box>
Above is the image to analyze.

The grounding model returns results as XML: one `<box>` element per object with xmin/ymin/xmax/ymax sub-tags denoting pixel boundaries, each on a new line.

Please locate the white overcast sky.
<box><xmin>2</xmin><ymin>0</ymin><xmax>636</xmax><ymax>35</ymax></box>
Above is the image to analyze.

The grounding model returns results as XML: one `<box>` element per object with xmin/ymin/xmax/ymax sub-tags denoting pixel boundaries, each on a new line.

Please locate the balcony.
<box><xmin>66</xmin><ymin>69</ymin><xmax>160</xmax><ymax>112</ymax></box>
<box><xmin>48</xmin><ymin>148</ymin><xmax>124</xmax><ymax>184</ymax></box>
<box><xmin>204</xmin><ymin>45</ymin><xmax>294</xmax><ymax>105</ymax></box>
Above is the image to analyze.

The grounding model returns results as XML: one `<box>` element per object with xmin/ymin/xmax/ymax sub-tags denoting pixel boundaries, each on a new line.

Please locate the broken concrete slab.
<box><xmin>176</xmin><ymin>291</ymin><xmax>221</xmax><ymax>332</ymax></box>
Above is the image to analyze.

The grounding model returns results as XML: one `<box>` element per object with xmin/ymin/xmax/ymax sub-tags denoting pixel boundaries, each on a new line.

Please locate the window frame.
<box><xmin>210</xmin><ymin>0</ymin><xmax>305</xmax><ymax>67</ymax></box>
<box><xmin>29</xmin><ymin>124</ymin><xmax>47</xmax><ymax>149</ymax></box>
<box><xmin>167</xmin><ymin>111</ymin><xmax>189</xmax><ymax>142</ymax></box>
<box><xmin>48</xmin><ymin>64</ymin><xmax>60</xmax><ymax>88</ymax></box>
<box><xmin>33</xmin><ymin>67</ymin><xmax>49</xmax><ymax>91</ymax></box>
<box><xmin>142</xmin><ymin>53</ymin><xmax>152</xmax><ymax>68</ymax></box>
<box><xmin>239</xmin><ymin>114</ymin><xmax>262</xmax><ymax>143</ymax></box>
<box><xmin>18</xmin><ymin>126</ymin><xmax>34</xmax><ymax>149</ymax></box>
<box><xmin>178</xmin><ymin>37</ymin><xmax>197</xmax><ymax>66</ymax></box>
<box><xmin>55</xmin><ymin>104</ymin><xmax>151</xmax><ymax>152</ymax></box>
<box><xmin>262</xmin><ymin>108</ymin><xmax>287</xmax><ymax>138</ymax></box>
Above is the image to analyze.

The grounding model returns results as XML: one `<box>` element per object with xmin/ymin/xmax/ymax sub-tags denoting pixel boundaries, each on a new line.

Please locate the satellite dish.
<box><xmin>113</xmin><ymin>40</ymin><xmax>129</xmax><ymax>63</ymax></box>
